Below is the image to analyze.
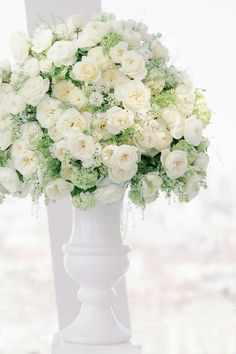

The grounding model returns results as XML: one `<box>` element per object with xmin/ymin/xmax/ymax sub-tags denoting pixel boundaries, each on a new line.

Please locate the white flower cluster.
<box><xmin>0</xmin><ymin>13</ymin><xmax>211</xmax><ymax>209</ymax></box>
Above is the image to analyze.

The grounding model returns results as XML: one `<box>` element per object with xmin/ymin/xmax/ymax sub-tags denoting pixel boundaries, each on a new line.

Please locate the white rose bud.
<box><xmin>47</xmin><ymin>40</ymin><xmax>78</xmax><ymax>67</ymax></box>
<box><xmin>184</xmin><ymin>115</ymin><xmax>203</xmax><ymax>146</ymax></box>
<box><xmin>32</xmin><ymin>29</ymin><xmax>53</xmax><ymax>53</ymax></box>
<box><xmin>37</xmin><ymin>95</ymin><xmax>62</xmax><ymax>129</ymax></box>
<box><xmin>161</xmin><ymin>149</ymin><xmax>188</xmax><ymax>179</ymax></box>
<box><xmin>195</xmin><ymin>152</ymin><xmax>209</xmax><ymax>171</ymax></box>
<box><xmin>45</xmin><ymin>178</ymin><xmax>73</xmax><ymax>201</ymax></box>
<box><xmin>109</xmin><ymin>41</ymin><xmax>128</xmax><ymax>63</ymax></box>
<box><xmin>142</xmin><ymin>172</ymin><xmax>162</xmax><ymax>203</ymax></box>
<box><xmin>120</xmin><ymin>50</ymin><xmax>147</xmax><ymax>80</ymax></box>
<box><xmin>19</xmin><ymin>76</ymin><xmax>49</xmax><ymax>106</ymax></box>
<box><xmin>161</xmin><ymin>107</ymin><xmax>184</xmax><ymax>139</ymax></box>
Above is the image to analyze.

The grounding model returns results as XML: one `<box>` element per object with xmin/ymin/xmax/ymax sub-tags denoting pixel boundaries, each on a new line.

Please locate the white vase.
<box><xmin>58</xmin><ymin>201</ymin><xmax>133</xmax><ymax>345</ymax></box>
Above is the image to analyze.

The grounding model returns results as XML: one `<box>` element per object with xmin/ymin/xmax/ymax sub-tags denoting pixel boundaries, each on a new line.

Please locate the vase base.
<box><xmin>52</xmin><ymin>333</ymin><xmax>142</xmax><ymax>354</ymax></box>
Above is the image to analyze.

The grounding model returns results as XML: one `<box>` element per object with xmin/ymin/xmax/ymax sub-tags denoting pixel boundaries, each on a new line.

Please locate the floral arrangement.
<box><xmin>0</xmin><ymin>13</ymin><xmax>211</xmax><ymax>210</ymax></box>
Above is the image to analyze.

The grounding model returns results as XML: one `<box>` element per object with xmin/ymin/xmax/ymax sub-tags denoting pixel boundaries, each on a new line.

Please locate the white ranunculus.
<box><xmin>67</xmin><ymin>86</ymin><xmax>88</xmax><ymax>108</ymax></box>
<box><xmin>47</xmin><ymin>40</ymin><xmax>78</xmax><ymax>67</ymax></box>
<box><xmin>115</xmin><ymin>80</ymin><xmax>151</xmax><ymax>113</ymax></box>
<box><xmin>106</xmin><ymin>106</ymin><xmax>134</xmax><ymax>134</ymax></box>
<box><xmin>32</xmin><ymin>29</ymin><xmax>53</xmax><ymax>53</ymax></box>
<box><xmin>195</xmin><ymin>152</ymin><xmax>209</xmax><ymax>171</ymax></box>
<box><xmin>184</xmin><ymin>115</ymin><xmax>203</xmax><ymax>146</ymax></box>
<box><xmin>88</xmin><ymin>46</ymin><xmax>113</xmax><ymax>71</ymax></box>
<box><xmin>113</xmin><ymin>145</ymin><xmax>139</xmax><ymax>171</ymax></box>
<box><xmin>14</xmin><ymin>150</ymin><xmax>39</xmax><ymax>178</ymax></box>
<box><xmin>37</xmin><ymin>95</ymin><xmax>62</xmax><ymax>129</ymax></box>
<box><xmin>101</xmin><ymin>145</ymin><xmax>117</xmax><ymax>167</ymax></box>
<box><xmin>142</xmin><ymin>172</ymin><xmax>163</xmax><ymax>203</ymax></box>
<box><xmin>161</xmin><ymin>107</ymin><xmax>184</xmax><ymax>139</ymax></box>
<box><xmin>95</xmin><ymin>183</ymin><xmax>124</xmax><ymax>204</ymax></box>
<box><xmin>151</xmin><ymin>39</ymin><xmax>169</xmax><ymax>59</ymax></box>
<box><xmin>0</xmin><ymin>167</ymin><xmax>21</xmax><ymax>193</ymax></box>
<box><xmin>71</xmin><ymin>56</ymin><xmax>101</xmax><ymax>83</ymax></box>
<box><xmin>184</xmin><ymin>174</ymin><xmax>202</xmax><ymax>201</ymax></box>
<box><xmin>103</xmin><ymin>68</ymin><xmax>128</xmax><ymax>88</ymax></box>
<box><xmin>50</xmin><ymin>140</ymin><xmax>67</xmax><ymax>161</ymax></box>
<box><xmin>5</xmin><ymin>92</ymin><xmax>26</xmax><ymax>114</ymax></box>
<box><xmin>78</xmin><ymin>21</ymin><xmax>110</xmax><ymax>48</ymax></box>
<box><xmin>108</xmin><ymin>164</ymin><xmax>138</xmax><ymax>183</ymax></box>
<box><xmin>110</xmin><ymin>41</ymin><xmax>128</xmax><ymax>63</ymax></box>
<box><xmin>19</xmin><ymin>76</ymin><xmax>49</xmax><ymax>106</ymax></box>
<box><xmin>9</xmin><ymin>32</ymin><xmax>29</xmax><ymax>63</ymax></box>
<box><xmin>24</xmin><ymin>57</ymin><xmax>40</xmax><ymax>77</ymax></box>
<box><xmin>39</xmin><ymin>58</ymin><xmax>53</xmax><ymax>73</ymax></box>
<box><xmin>120</xmin><ymin>51</ymin><xmax>147</xmax><ymax>80</ymax></box>
<box><xmin>52</xmin><ymin>80</ymin><xmax>75</xmax><ymax>102</ymax></box>
<box><xmin>161</xmin><ymin>149</ymin><xmax>188</xmax><ymax>179</ymax></box>
<box><xmin>45</xmin><ymin>178</ymin><xmax>73</xmax><ymax>201</ymax></box>
<box><xmin>67</xmin><ymin>133</ymin><xmax>96</xmax><ymax>161</ymax></box>
<box><xmin>20</xmin><ymin>122</ymin><xmax>43</xmax><ymax>149</ymax></box>
<box><xmin>56</xmin><ymin>108</ymin><xmax>86</xmax><ymax>138</ymax></box>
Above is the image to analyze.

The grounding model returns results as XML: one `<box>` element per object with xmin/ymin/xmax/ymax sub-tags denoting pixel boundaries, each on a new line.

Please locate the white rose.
<box><xmin>161</xmin><ymin>149</ymin><xmax>188</xmax><ymax>179</ymax></box>
<box><xmin>5</xmin><ymin>93</ymin><xmax>26</xmax><ymax>114</ymax></box>
<box><xmin>78</xmin><ymin>21</ymin><xmax>110</xmax><ymax>47</ymax></box>
<box><xmin>0</xmin><ymin>114</ymin><xmax>13</xmax><ymax>150</ymax></box>
<box><xmin>95</xmin><ymin>183</ymin><xmax>124</xmax><ymax>204</ymax></box>
<box><xmin>66</xmin><ymin>15</ymin><xmax>83</xmax><ymax>32</ymax></box>
<box><xmin>32</xmin><ymin>29</ymin><xmax>53</xmax><ymax>53</ymax></box>
<box><xmin>24</xmin><ymin>58</ymin><xmax>40</xmax><ymax>77</ymax></box>
<box><xmin>195</xmin><ymin>152</ymin><xmax>209</xmax><ymax>171</ymax></box>
<box><xmin>11</xmin><ymin>139</ymin><xmax>29</xmax><ymax>158</ymax></box>
<box><xmin>88</xmin><ymin>46</ymin><xmax>113</xmax><ymax>71</ymax></box>
<box><xmin>56</xmin><ymin>108</ymin><xmax>86</xmax><ymax>138</ymax></box>
<box><xmin>101</xmin><ymin>145</ymin><xmax>117</xmax><ymax>167</ymax></box>
<box><xmin>67</xmin><ymin>133</ymin><xmax>96</xmax><ymax>161</ymax></box>
<box><xmin>135</xmin><ymin>128</ymin><xmax>159</xmax><ymax>149</ymax></box>
<box><xmin>142</xmin><ymin>172</ymin><xmax>162</xmax><ymax>203</ymax></box>
<box><xmin>67</xmin><ymin>86</ymin><xmax>88</xmax><ymax>108</ymax></box>
<box><xmin>20</xmin><ymin>122</ymin><xmax>43</xmax><ymax>149</ymax></box>
<box><xmin>103</xmin><ymin>68</ymin><xmax>128</xmax><ymax>88</ymax></box>
<box><xmin>151</xmin><ymin>39</ymin><xmax>169</xmax><ymax>59</ymax></box>
<box><xmin>184</xmin><ymin>115</ymin><xmax>203</xmax><ymax>146</ymax></box>
<box><xmin>0</xmin><ymin>167</ymin><xmax>21</xmax><ymax>193</ymax></box>
<box><xmin>109</xmin><ymin>41</ymin><xmax>128</xmax><ymax>63</ymax></box>
<box><xmin>48</xmin><ymin>125</ymin><xmax>63</xmax><ymax>142</ymax></box>
<box><xmin>184</xmin><ymin>174</ymin><xmax>202</xmax><ymax>201</ymax></box>
<box><xmin>52</xmin><ymin>80</ymin><xmax>75</xmax><ymax>102</ymax></box>
<box><xmin>47</xmin><ymin>40</ymin><xmax>78</xmax><ymax>67</ymax></box>
<box><xmin>108</xmin><ymin>164</ymin><xmax>138</xmax><ymax>183</ymax></box>
<box><xmin>106</xmin><ymin>106</ymin><xmax>134</xmax><ymax>134</ymax></box>
<box><xmin>53</xmin><ymin>23</ymin><xmax>72</xmax><ymax>40</ymax></box>
<box><xmin>120</xmin><ymin>51</ymin><xmax>147</xmax><ymax>80</ymax></box>
<box><xmin>122</xmin><ymin>29</ymin><xmax>141</xmax><ymax>49</ymax></box>
<box><xmin>92</xmin><ymin>113</ymin><xmax>111</xmax><ymax>140</ymax></box>
<box><xmin>9</xmin><ymin>32</ymin><xmax>29</xmax><ymax>63</ymax></box>
<box><xmin>60</xmin><ymin>164</ymin><xmax>78</xmax><ymax>181</ymax></box>
<box><xmin>45</xmin><ymin>178</ymin><xmax>73</xmax><ymax>201</ymax></box>
<box><xmin>70</xmin><ymin>56</ymin><xmax>101</xmax><ymax>83</ymax></box>
<box><xmin>14</xmin><ymin>150</ymin><xmax>38</xmax><ymax>178</ymax></box>
<box><xmin>39</xmin><ymin>58</ymin><xmax>53</xmax><ymax>73</ymax></box>
<box><xmin>113</xmin><ymin>145</ymin><xmax>139</xmax><ymax>171</ymax></box>
<box><xmin>161</xmin><ymin>107</ymin><xmax>184</xmax><ymax>139</ymax></box>
<box><xmin>37</xmin><ymin>95</ymin><xmax>62</xmax><ymax>129</ymax></box>
<box><xmin>19</xmin><ymin>76</ymin><xmax>49</xmax><ymax>106</ymax></box>
<box><xmin>50</xmin><ymin>140</ymin><xmax>67</xmax><ymax>161</ymax></box>
<box><xmin>115</xmin><ymin>80</ymin><xmax>151</xmax><ymax>113</ymax></box>
<box><xmin>155</xmin><ymin>130</ymin><xmax>173</xmax><ymax>150</ymax></box>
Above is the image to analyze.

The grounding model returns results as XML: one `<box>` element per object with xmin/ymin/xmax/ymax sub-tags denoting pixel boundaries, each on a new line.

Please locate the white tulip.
<box><xmin>161</xmin><ymin>149</ymin><xmax>188</xmax><ymax>179</ymax></box>
<box><xmin>45</xmin><ymin>178</ymin><xmax>73</xmax><ymax>201</ymax></box>
<box><xmin>32</xmin><ymin>29</ymin><xmax>53</xmax><ymax>53</ymax></box>
<box><xmin>47</xmin><ymin>40</ymin><xmax>78</xmax><ymax>67</ymax></box>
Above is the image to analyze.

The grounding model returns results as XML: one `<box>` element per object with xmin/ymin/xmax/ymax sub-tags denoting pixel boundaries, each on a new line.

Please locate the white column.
<box><xmin>24</xmin><ymin>0</ymin><xmax>130</xmax><ymax>332</ymax></box>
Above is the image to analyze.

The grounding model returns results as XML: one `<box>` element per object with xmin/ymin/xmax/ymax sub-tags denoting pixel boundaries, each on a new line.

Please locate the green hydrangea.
<box><xmin>101</xmin><ymin>31</ymin><xmax>122</xmax><ymax>54</ymax></box>
<box><xmin>151</xmin><ymin>88</ymin><xmax>176</xmax><ymax>109</ymax></box>
<box><xmin>129</xmin><ymin>188</ymin><xmax>145</xmax><ymax>208</ymax></box>
<box><xmin>172</xmin><ymin>140</ymin><xmax>197</xmax><ymax>164</ymax></box>
<box><xmin>71</xmin><ymin>168</ymin><xmax>99</xmax><ymax>190</ymax></box>
<box><xmin>193</xmin><ymin>90</ymin><xmax>211</xmax><ymax>126</ymax></box>
<box><xmin>72</xmin><ymin>192</ymin><xmax>96</xmax><ymax>211</ymax></box>
<box><xmin>37</xmin><ymin>135</ymin><xmax>53</xmax><ymax>158</ymax></box>
<box><xmin>0</xmin><ymin>149</ymin><xmax>11</xmax><ymax>167</ymax></box>
<box><xmin>196</xmin><ymin>138</ymin><xmax>209</xmax><ymax>153</ymax></box>
<box><xmin>42</xmin><ymin>158</ymin><xmax>61</xmax><ymax>185</ymax></box>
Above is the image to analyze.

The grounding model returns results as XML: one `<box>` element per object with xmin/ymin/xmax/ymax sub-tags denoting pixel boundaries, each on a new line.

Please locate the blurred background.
<box><xmin>0</xmin><ymin>0</ymin><xmax>236</xmax><ymax>353</ymax></box>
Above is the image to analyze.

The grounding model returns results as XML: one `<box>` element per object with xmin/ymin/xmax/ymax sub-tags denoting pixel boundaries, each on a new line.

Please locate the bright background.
<box><xmin>0</xmin><ymin>1</ymin><xmax>236</xmax><ymax>353</ymax></box>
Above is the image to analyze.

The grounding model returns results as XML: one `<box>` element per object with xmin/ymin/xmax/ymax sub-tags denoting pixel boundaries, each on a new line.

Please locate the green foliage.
<box><xmin>0</xmin><ymin>149</ymin><xmax>11</xmax><ymax>167</ymax></box>
<box><xmin>172</xmin><ymin>139</ymin><xmax>197</xmax><ymax>164</ymax></box>
<box><xmin>76</xmin><ymin>48</ymin><xmax>89</xmax><ymax>62</ymax></box>
<box><xmin>151</xmin><ymin>88</ymin><xmax>176</xmax><ymax>109</ymax></box>
<box><xmin>43</xmin><ymin>158</ymin><xmax>61</xmax><ymax>185</ymax></box>
<box><xmin>101</xmin><ymin>31</ymin><xmax>122</xmax><ymax>54</ymax></box>
<box><xmin>71</xmin><ymin>167</ymin><xmax>99</xmax><ymax>190</ymax></box>
<box><xmin>21</xmin><ymin>105</ymin><xmax>37</xmax><ymax>123</ymax></box>
<box><xmin>37</xmin><ymin>135</ymin><xmax>53</xmax><ymax>158</ymax></box>
<box><xmin>193</xmin><ymin>89</ymin><xmax>211</xmax><ymax>126</ymax></box>
<box><xmin>146</xmin><ymin>58</ymin><xmax>165</xmax><ymax>72</ymax></box>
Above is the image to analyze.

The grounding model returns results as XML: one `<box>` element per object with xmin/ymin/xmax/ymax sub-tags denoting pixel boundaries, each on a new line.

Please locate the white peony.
<box><xmin>115</xmin><ymin>80</ymin><xmax>151</xmax><ymax>113</ymax></box>
<box><xmin>67</xmin><ymin>86</ymin><xmax>88</xmax><ymax>108</ymax></box>
<box><xmin>14</xmin><ymin>150</ymin><xmax>39</xmax><ymax>178</ymax></box>
<box><xmin>37</xmin><ymin>95</ymin><xmax>62</xmax><ymax>129</ymax></box>
<box><xmin>70</xmin><ymin>56</ymin><xmax>101</xmax><ymax>83</ymax></box>
<box><xmin>32</xmin><ymin>29</ymin><xmax>53</xmax><ymax>53</ymax></box>
<box><xmin>20</xmin><ymin>122</ymin><xmax>43</xmax><ymax>149</ymax></box>
<box><xmin>108</xmin><ymin>164</ymin><xmax>138</xmax><ymax>183</ymax></box>
<box><xmin>161</xmin><ymin>149</ymin><xmax>188</xmax><ymax>179</ymax></box>
<box><xmin>195</xmin><ymin>152</ymin><xmax>209</xmax><ymax>171</ymax></box>
<box><xmin>19</xmin><ymin>76</ymin><xmax>49</xmax><ymax>106</ymax></box>
<box><xmin>24</xmin><ymin>57</ymin><xmax>40</xmax><ymax>77</ymax></box>
<box><xmin>78</xmin><ymin>21</ymin><xmax>110</xmax><ymax>48</ymax></box>
<box><xmin>161</xmin><ymin>107</ymin><xmax>184</xmax><ymax>139</ymax></box>
<box><xmin>103</xmin><ymin>68</ymin><xmax>128</xmax><ymax>88</ymax></box>
<box><xmin>109</xmin><ymin>41</ymin><xmax>128</xmax><ymax>63</ymax></box>
<box><xmin>56</xmin><ymin>108</ymin><xmax>86</xmax><ymax>138</ymax></box>
<box><xmin>120</xmin><ymin>51</ymin><xmax>147</xmax><ymax>80</ymax></box>
<box><xmin>151</xmin><ymin>39</ymin><xmax>169</xmax><ymax>59</ymax></box>
<box><xmin>45</xmin><ymin>178</ymin><xmax>73</xmax><ymax>201</ymax></box>
<box><xmin>184</xmin><ymin>115</ymin><xmax>203</xmax><ymax>146</ymax></box>
<box><xmin>106</xmin><ymin>106</ymin><xmax>134</xmax><ymax>134</ymax></box>
<box><xmin>47</xmin><ymin>40</ymin><xmax>78</xmax><ymax>67</ymax></box>
<box><xmin>0</xmin><ymin>167</ymin><xmax>21</xmax><ymax>193</ymax></box>
<box><xmin>5</xmin><ymin>92</ymin><xmax>26</xmax><ymax>114</ymax></box>
<box><xmin>9</xmin><ymin>32</ymin><xmax>29</xmax><ymax>63</ymax></box>
<box><xmin>184</xmin><ymin>174</ymin><xmax>202</xmax><ymax>201</ymax></box>
<box><xmin>95</xmin><ymin>183</ymin><xmax>124</xmax><ymax>204</ymax></box>
<box><xmin>88</xmin><ymin>46</ymin><xmax>113</xmax><ymax>71</ymax></box>
<box><xmin>142</xmin><ymin>172</ymin><xmax>163</xmax><ymax>203</ymax></box>
<box><xmin>52</xmin><ymin>80</ymin><xmax>75</xmax><ymax>102</ymax></box>
<box><xmin>67</xmin><ymin>133</ymin><xmax>96</xmax><ymax>161</ymax></box>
